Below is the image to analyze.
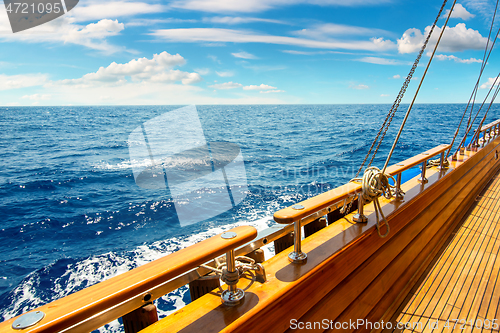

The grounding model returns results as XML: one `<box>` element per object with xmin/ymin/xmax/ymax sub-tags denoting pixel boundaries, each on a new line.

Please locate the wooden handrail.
<box><xmin>0</xmin><ymin>144</ymin><xmax>454</xmax><ymax>331</ymax></box>
<box><xmin>385</xmin><ymin>144</ymin><xmax>450</xmax><ymax>175</ymax></box>
<box><xmin>273</xmin><ymin>144</ymin><xmax>451</xmax><ymax>225</ymax></box>
<box><xmin>473</xmin><ymin>120</ymin><xmax>500</xmax><ymax>147</ymax></box>
<box><xmin>273</xmin><ymin>182</ymin><xmax>361</xmax><ymax>225</ymax></box>
<box><xmin>480</xmin><ymin>119</ymin><xmax>500</xmax><ymax>132</ymax></box>
<box><xmin>0</xmin><ymin>226</ymin><xmax>257</xmax><ymax>333</ymax></box>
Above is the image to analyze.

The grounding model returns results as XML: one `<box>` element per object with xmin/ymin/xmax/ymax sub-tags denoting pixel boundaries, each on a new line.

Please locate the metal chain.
<box><xmin>382</xmin><ymin>0</ymin><xmax>456</xmax><ymax>173</ymax></box>
<box><xmin>345</xmin><ymin>0</ymin><xmax>448</xmax><ymax>215</ymax></box>
<box><xmin>357</xmin><ymin>0</ymin><xmax>448</xmax><ymax>178</ymax></box>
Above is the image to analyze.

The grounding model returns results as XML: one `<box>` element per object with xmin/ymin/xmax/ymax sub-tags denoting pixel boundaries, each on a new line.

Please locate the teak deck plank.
<box><xmin>402</xmin><ymin>215</ymin><xmax>482</xmax><ymax>320</ymax></box>
<box><xmin>446</xmin><ymin>212</ymin><xmax>497</xmax><ymax>319</ymax></box>
<box><xmin>458</xmin><ymin>213</ymin><xmax>500</xmax><ymax>321</ymax></box>
<box><xmin>394</xmin><ymin>172</ymin><xmax>500</xmax><ymax>332</ymax></box>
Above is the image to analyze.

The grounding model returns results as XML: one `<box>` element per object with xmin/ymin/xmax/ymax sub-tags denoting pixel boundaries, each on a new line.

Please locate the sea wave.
<box><xmin>0</xmin><ymin>217</ymin><xmax>274</xmax><ymax>332</ymax></box>
<box><xmin>1</xmin><ymin>104</ymin><xmax>498</xmax><ymax>330</ymax></box>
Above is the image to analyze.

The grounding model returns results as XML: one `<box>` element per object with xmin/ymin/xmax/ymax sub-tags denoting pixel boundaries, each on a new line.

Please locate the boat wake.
<box><xmin>0</xmin><ymin>217</ymin><xmax>275</xmax><ymax>332</ymax></box>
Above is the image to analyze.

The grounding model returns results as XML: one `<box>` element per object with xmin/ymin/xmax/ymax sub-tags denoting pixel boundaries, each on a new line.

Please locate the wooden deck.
<box><xmin>389</xmin><ymin>171</ymin><xmax>500</xmax><ymax>333</ymax></box>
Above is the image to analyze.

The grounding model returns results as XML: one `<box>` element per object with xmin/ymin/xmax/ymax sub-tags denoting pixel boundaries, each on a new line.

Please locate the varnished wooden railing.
<box><xmin>273</xmin><ymin>143</ymin><xmax>450</xmax><ymax>263</ymax></box>
<box><xmin>273</xmin><ymin>144</ymin><xmax>450</xmax><ymax>225</ymax></box>
<box><xmin>0</xmin><ymin>144</ymin><xmax>455</xmax><ymax>332</ymax></box>
<box><xmin>474</xmin><ymin>119</ymin><xmax>500</xmax><ymax>148</ymax></box>
<box><xmin>0</xmin><ymin>226</ymin><xmax>257</xmax><ymax>333</ymax></box>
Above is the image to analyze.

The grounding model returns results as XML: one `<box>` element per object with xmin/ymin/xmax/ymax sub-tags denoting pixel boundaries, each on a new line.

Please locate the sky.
<box><xmin>0</xmin><ymin>0</ymin><xmax>499</xmax><ymax>105</ymax></box>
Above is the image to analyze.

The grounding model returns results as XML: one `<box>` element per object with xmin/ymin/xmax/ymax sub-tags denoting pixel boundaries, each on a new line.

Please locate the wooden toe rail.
<box><xmin>0</xmin><ymin>226</ymin><xmax>257</xmax><ymax>333</ymax></box>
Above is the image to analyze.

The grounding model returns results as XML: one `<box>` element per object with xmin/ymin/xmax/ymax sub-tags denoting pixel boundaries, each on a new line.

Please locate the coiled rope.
<box><xmin>348</xmin><ymin>0</ymin><xmax>456</xmax><ymax>239</ymax></box>
<box><xmin>351</xmin><ymin>167</ymin><xmax>397</xmax><ymax>238</ymax></box>
<box><xmin>344</xmin><ymin>0</ymin><xmax>453</xmax><ymax>225</ymax></box>
<box><xmin>427</xmin><ymin>158</ymin><xmax>450</xmax><ymax>169</ymax></box>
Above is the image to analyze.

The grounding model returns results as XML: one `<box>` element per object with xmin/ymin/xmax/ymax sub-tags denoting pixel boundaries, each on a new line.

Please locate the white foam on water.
<box><xmin>1</xmin><ymin>274</ymin><xmax>42</xmax><ymax>321</ymax></box>
<box><xmin>3</xmin><ymin>215</ymin><xmax>276</xmax><ymax>332</ymax></box>
<box><xmin>93</xmin><ymin>159</ymin><xmax>149</xmax><ymax>171</ymax></box>
<box><xmin>93</xmin><ymin>155</ymin><xmax>214</xmax><ymax>172</ymax></box>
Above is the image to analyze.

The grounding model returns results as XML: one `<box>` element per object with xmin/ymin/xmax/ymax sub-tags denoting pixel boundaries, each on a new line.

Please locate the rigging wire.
<box><xmin>466</xmin><ymin>73</ymin><xmax>500</xmax><ymax>147</ymax></box>
<box><xmin>381</xmin><ymin>0</ymin><xmax>457</xmax><ymax>173</ymax></box>
<box><xmin>351</xmin><ymin>0</ymin><xmax>450</xmax><ymax>181</ymax></box>
<box><xmin>348</xmin><ymin>0</ymin><xmax>458</xmax><ymax>238</ymax></box>
<box><xmin>345</xmin><ymin>0</ymin><xmax>453</xmax><ymax>220</ymax></box>
<box><xmin>446</xmin><ymin>0</ymin><xmax>500</xmax><ymax>159</ymax></box>
<box><xmin>465</xmin><ymin>0</ymin><xmax>499</xmax><ymax>129</ymax></box>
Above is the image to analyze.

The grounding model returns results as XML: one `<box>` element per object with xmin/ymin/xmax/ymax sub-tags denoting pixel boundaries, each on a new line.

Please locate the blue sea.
<box><xmin>1</xmin><ymin>104</ymin><xmax>498</xmax><ymax>331</ymax></box>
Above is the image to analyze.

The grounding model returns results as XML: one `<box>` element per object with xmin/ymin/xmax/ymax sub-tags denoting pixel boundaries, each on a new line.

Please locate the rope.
<box><xmin>221</xmin><ymin>268</ymin><xmax>239</xmax><ymax>286</ymax></box>
<box><xmin>427</xmin><ymin>158</ymin><xmax>450</xmax><ymax>169</ymax></box>
<box><xmin>382</xmin><ymin>0</ymin><xmax>457</xmax><ymax>173</ymax></box>
<box><xmin>340</xmin><ymin>196</ymin><xmax>354</xmax><ymax>214</ymax></box>
<box><xmin>373</xmin><ymin>0</ymin><xmax>454</xmax><ymax>233</ymax></box>
<box><xmin>215</xmin><ymin>256</ymin><xmax>262</xmax><ymax>285</ymax></box>
<box><xmin>448</xmin><ymin>0</ymin><xmax>500</xmax><ymax>159</ymax></box>
<box><xmin>464</xmin><ymin>0</ymin><xmax>499</xmax><ymax>133</ymax></box>
<box><xmin>469</xmin><ymin>76</ymin><xmax>500</xmax><ymax>147</ymax></box>
<box><xmin>351</xmin><ymin>167</ymin><xmax>397</xmax><ymax>238</ymax></box>
<box><xmin>344</xmin><ymin>0</ymin><xmax>451</xmax><ymax>218</ymax></box>
<box><xmin>462</xmin><ymin>73</ymin><xmax>500</xmax><ymax>151</ymax></box>
<box><xmin>353</xmin><ymin>0</ymin><xmax>448</xmax><ymax>180</ymax></box>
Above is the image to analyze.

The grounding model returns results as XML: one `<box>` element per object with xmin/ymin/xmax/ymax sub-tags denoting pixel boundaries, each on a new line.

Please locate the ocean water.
<box><xmin>0</xmin><ymin>104</ymin><xmax>498</xmax><ymax>331</ymax></box>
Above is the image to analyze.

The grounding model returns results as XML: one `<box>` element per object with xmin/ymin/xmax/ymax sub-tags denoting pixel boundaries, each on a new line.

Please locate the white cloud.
<box><xmin>0</xmin><ymin>17</ymin><xmax>127</xmax><ymax>54</ymax></box>
<box><xmin>22</xmin><ymin>94</ymin><xmax>51</xmax><ymax>100</ymax></box>
<box><xmin>170</xmin><ymin>0</ymin><xmax>392</xmax><ymax>13</ymax></box>
<box><xmin>54</xmin><ymin>52</ymin><xmax>201</xmax><ymax>86</ymax></box>
<box><xmin>65</xmin><ymin>19</ymin><xmax>125</xmax><ymax>51</ymax></box>
<box><xmin>294</xmin><ymin>23</ymin><xmax>392</xmax><ymax>39</ymax></box>
<box><xmin>356</xmin><ymin>57</ymin><xmax>410</xmax><ymax>65</ymax></box>
<box><xmin>69</xmin><ymin>1</ymin><xmax>164</xmax><ymax>22</ymax></box>
<box><xmin>398</xmin><ymin>23</ymin><xmax>487</xmax><ymax>54</ymax></box>
<box><xmin>380</xmin><ymin>94</ymin><xmax>390</xmax><ymax>97</ymax></box>
<box><xmin>28</xmin><ymin>81</ymin><xmax>289</xmax><ymax>105</ymax></box>
<box><xmin>350</xmin><ymin>84</ymin><xmax>369</xmax><ymax>90</ymax></box>
<box><xmin>435</xmin><ymin>54</ymin><xmax>482</xmax><ymax>63</ymax></box>
<box><xmin>0</xmin><ymin>74</ymin><xmax>48</xmax><ymax>90</ymax></box>
<box><xmin>243</xmin><ymin>84</ymin><xmax>277</xmax><ymax>90</ymax></box>
<box><xmin>441</xmin><ymin>3</ymin><xmax>475</xmax><ymax>20</ymax></box>
<box><xmin>208</xmin><ymin>82</ymin><xmax>243</xmax><ymax>89</ymax></box>
<box><xmin>463</xmin><ymin>0</ymin><xmax>493</xmax><ymax>21</ymax></box>
<box><xmin>242</xmin><ymin>64</ymin><xmax>287</xmax><ymax>72</ymax></box>
<box><xmin>232</xmin><ymin>51</ymin><xmax>258</xmax><ymax>59</ymax></box>
<box><xmin>282</xmin><ymin>50</ymin><xmax>353</xmax><ymax>55</ymax></box>
<box><xmin>126</xmin><ymin>18</ymin><xmax>197</xmax><ymax>27</ymax></box>
<box><xmin>393</xmin><ymin>74</ymin><xmax>401</xmax><ymax>79</ymax></box>
<box><xmin>480</xmin><ymin>77</ymin><xmax>500</xmax><ymax>89</ymax></box>
<box><xmin>0</xmin><ymin>53</ymin><xmax>291</xmax><ymax>105</ymax></box>
<box><xmin>202</xmin><ymin>16</ymin><xmax>285</xmax><ymax>24</ymax></box>
<box><xmin>216</xmin><ymin>71</ymin><xmax>234</xmax><ymax>77</ymax></box>
<box><xmin>171</xmin><ymin>0</ymin><xmax>273</xmax><ymax>13</ymax></box>
<box><xmin>7</xmin><ymin>78</ymin><xmax>289</xmax><ymax>106</ymax></box>
<box><xmin>208</xmin><ymin>55</ymin><xmax>222</xmax><ymax>63</ymax></box>
<box><xmin>0</xmin><ymin>11</ymin><xmax>10</xmax><ymax>33</ymax></box>
<box><xmin>152</xmin><ymin>28</ymin><xmax>396</xmax><ymax>51</ymax></box>
<box><xmin>260</xmin><ymin>89</ymin><xmax>285</xmax><ymax>93</ymax></box>
<box><xmin>195</xmin><ymin>68</ymin><xmax>211</xmax><ymax>75</ymax></box>
<box><xmin>397</xmin><ymin>29</ymin><xmax>426</xmax><ymax>54</ymax></box>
